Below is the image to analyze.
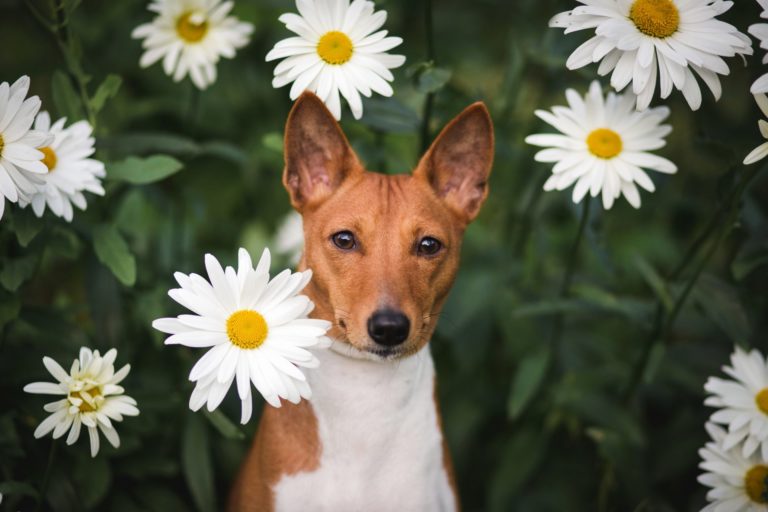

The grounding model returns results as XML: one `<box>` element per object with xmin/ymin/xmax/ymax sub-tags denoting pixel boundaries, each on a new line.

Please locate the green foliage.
<box><xmin>0</xmin><ymin>1</ymin><xmax>767</xmax><ymax>511</ymax></box>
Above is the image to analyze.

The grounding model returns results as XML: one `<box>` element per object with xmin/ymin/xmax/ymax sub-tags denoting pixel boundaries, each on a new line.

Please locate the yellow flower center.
<box><xmin>226</xmin><ymin>310</ymin><xmax>268</xmax><ymax>349</ymax></box>
<box><xmin>69</xmin><ymin>386</ymin><xmax>102</xmax><ymax>413</ymax></box>
<box><xmin>745</xmin><ymin>465</ymin><xmax>768</xmax><ymax>503</ymax></box>
<box><xmin>317</xmin><ymin>31</ymin><xmax>354</xmax><ymax>65</ymax></box>
<box><xmin>176</xmin><ymin>11</ymin><xmax>208</xmax><ymax>43</ymax></box>
<box><xmin>0</xmin><ymin>134</ymin><xmax>4</xmax><ymax>156</ymax></box>
<box><xmin>40</xmin><ymin>146</ymin><xmax>57</xmax><ymax>172</ymax></box>
<box><xmin>586</xmin><ymin>128</ymin><xmax>623</xmax><ymax>159</ymax></box>
<box><xmin>629</xmin><ymin>0</ymin><xmax>680</xmax><ymax>39</ymax></box>
<box><xmin>756</xmin><ymin>388</ymin><xmax>768</xmax><ymax>415</ymax></box>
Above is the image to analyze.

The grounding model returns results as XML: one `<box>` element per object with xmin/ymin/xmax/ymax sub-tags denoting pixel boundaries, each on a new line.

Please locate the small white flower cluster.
<box><xmin>0</xmin><ymin>76</ymin><xmax>105</xmax><ymax>223</ymax></box>
<box><xmin>529</xmin><ymin>0</ymin><xmax>768</xmax><ymax>210</ymax></box>
<box><xmin>24</xmin><ymin>348</ymin><xmax>139</xmax><ymax>457</ymax></box>
<box><xmin>700</xmin><ymin>346</ymin><xmax>768</xmax><ymax>509</ymax></box>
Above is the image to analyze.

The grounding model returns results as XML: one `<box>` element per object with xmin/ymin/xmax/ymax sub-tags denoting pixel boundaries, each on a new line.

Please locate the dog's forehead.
<box><xmin>327</xmin><ymin>171</ymin><xmax>449</xmax><ymax>221</ymax></box>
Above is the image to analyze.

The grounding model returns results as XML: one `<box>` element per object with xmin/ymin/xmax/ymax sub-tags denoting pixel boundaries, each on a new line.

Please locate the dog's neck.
<box><xmin>272</xmin><ymin>340</ymin><xmax>456</xmax><ymax>510</ymax></box>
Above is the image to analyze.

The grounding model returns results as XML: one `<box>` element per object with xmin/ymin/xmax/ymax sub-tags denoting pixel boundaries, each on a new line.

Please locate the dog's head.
<box><xmin>283</xmin><ymin>92</ymin><xmax>493</xmax><ymax>359</ymax></box>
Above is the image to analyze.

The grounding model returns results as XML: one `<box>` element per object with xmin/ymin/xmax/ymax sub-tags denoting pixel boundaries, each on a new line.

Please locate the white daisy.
<box><xmin>152</xmin><ymin>247</ymin><xmax>331</xmax><ymax>424</ymax></box>
<box><xmin>550</xmin><ymin>0</ymin><xmax>753</xmax><ymax>111</ymax></box>
<box><xmin>750</xmin><ymin>0</ymin><xmax>768</xmax><ymax>94</ymax></box>
<box><xmin>705</xmin><ymin>345</ymin><xmax>768</xmax><ymax>460</ymax></box>
<box><xmin>699</xmin><ymin>422</ymin><xmax>768</xmax><ymax>511</ymax></box>
<box><xmin>132</xmin><ymin>0</ymin><xmax>254</xmax><ymax>90</ymax></box>
<box><xmin>265</xmin><ymin>0</ymin><xmax>406</xmax><ymax>120</ymax></box>
<box><xmin>275</xmin><ymin>211</ymin><xmax>304</xmax><ymax>266</ymax></box>
<box><xmin>23</xmin><ymin>348</ymin><xmax>139</xmax><ymax>457</ymax></box>
<box><xmin>0</xmin><ymin>76</ymin><xmax>52</xmax><ymax>220</ymax></box>
<box><xmin>525</xmin><ymin>80</ymin><xmax>676</xmax><ymax>209</ymax></box>
<box><xmin>744</xmin><ymin>94</ymin><xmax>768</xmax><ymax>165</ymax></box>
<box><xmin>17</xmin><ymin>112</ymin><xmax>105</xmax><ymax>222</ymax></box>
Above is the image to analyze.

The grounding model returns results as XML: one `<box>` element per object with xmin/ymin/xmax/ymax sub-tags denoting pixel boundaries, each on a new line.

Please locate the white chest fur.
<box><xmin>273</xmin><ymin>343</ymin><xmax>456</xmax><ymax>512</ymax></box>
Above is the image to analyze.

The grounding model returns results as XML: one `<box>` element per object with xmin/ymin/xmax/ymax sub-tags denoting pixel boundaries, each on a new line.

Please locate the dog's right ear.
<box><xmin>283</xmin><ymin>92</ymin><xmax>361</xmax><ymax>212</ymax></box>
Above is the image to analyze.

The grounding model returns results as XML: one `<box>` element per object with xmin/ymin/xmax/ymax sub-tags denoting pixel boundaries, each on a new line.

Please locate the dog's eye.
<box><xmin>331</xmin><ymin>231</ymin><xmax>357</xmax><ymax>251</ymax></box>
<box><xmin>417</xmin><ymin>237</ymin><xmax>442</xmax><ymax>257</ymax></box>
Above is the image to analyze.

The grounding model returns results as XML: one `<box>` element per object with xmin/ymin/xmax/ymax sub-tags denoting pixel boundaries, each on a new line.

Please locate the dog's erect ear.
<box><xmin>283</xmin><ymin>92</ymin><xmax>361</xmax><ymax>211</ymax></box>
<box><xmin>414</xmin><ymin>103</ymin><xmax>494</xmax><ymax>224</ymax></box>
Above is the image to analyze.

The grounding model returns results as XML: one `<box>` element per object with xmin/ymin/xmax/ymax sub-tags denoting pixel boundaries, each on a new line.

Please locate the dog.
<box><xmin>228</xmin><ymin>91</ymin><xmax>494</xmax><ymax>512</ymax></box>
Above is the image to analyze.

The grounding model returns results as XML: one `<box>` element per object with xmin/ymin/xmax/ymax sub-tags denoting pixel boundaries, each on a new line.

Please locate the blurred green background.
<box><xmin>1</xmin><ymin>0</ymin><xmax>768</xmax><ymax>510</ymax></box>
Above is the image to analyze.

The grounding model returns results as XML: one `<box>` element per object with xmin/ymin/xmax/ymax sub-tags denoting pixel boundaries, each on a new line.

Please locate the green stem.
<box><xmin>35</xmin><ymin>441</ymin><xmax>57</xmax><ymax>512</ymax></box>
<box><xmin>419</xmin><ymin>0</ymin><xmax>435</xmax><ymax>153</ymax></box>
<box><xmin>548</xmin><ymin>196</ymin><xmax>591</xmax><ymax>347</ymax></box>
<box><xmin>51</xmin><ymin>0</ymin><xmax>96</xmax><ymax>127</ymax></box>
<box><xmin>622</xmin><ymin>164</ymin><xmax>764</xmax><ymax>402</ymax></box>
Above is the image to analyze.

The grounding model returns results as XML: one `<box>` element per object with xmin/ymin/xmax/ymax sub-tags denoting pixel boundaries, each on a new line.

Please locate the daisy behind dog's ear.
<box><xmin>266</xmin><ymin>0</ymin><xmax>406</xmax><ymax>120</ymax></box>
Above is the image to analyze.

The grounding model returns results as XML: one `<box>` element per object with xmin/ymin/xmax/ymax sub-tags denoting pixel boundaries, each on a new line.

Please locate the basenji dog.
<box><xmin>228</xmin><ymin>91</ymin><xmax>494</xmax><ymax>512</ymax></box>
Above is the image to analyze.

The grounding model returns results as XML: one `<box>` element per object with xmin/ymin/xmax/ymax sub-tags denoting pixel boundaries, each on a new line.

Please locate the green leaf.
<box><xmin>72</xmin><ymin>455</ymin><xmax>111</xmax><ymax>509</ymax></box>
<box><xmin>0</xmin><ymin>255</ymin><xmax>38</xmax><ymax>292</ymax></box>
<box><xmin>107</xmin><ymin>155</ymin><xmax>183</xmax><ymax>185</ymax></box>
<box><xmin>203</xmin><ymin>409</ymin><xmax>246</xmax><ymax>440</ymax></box>
<box><xmin>11</xmin><ymin>209</ymin><xmax>44</xmax><ymax>247</ymax></box>
<box><xmin>0</xmin><ymin>480</ymin><xmax>39</xmax><ymax>500</ymax></box>
<box><xmin>692</xmin><ymin>274</ymin><xmax>750</xmax><ymax>343</ymax></box>
<box><xmin>45</xmin><ymin>227</ymin><xmax>83</xmax><ymax>260</ymax></box>
<box><xmin>416</xmin><ymin>66</ymin><xmax>452</xmax><ymax>94</ymax></box>
<box><xmin>101</xmin><ymin>133</ymin><xmax>200</xmax><ymax>156</ymax></box>
<box><xmin>199</xmin><ymin>141</ymin><xmax>249</xmax><ymax>166</ymax></box>
<box><xmin>90</xmin><ymin>74</ymin><xmax>122</xmax><ymax>114</ymax></box>
<box><xmin>262</xmin><ymin>132</ymin><xmax>284</xmax><ymax>153</ymax></box>
<box><xmin>0</xmin><ymin>295</ymin><xmax>21</xmax><ymax>330</ymax></box>
<box><xmin>511</xmin><ymin>299</ymin><xmax>584</xmax><ymax>318</ymax></box>
<box><xmin>51</xmin><ymin>70</ymin><xmax>82</xmax><ymax>122</ymax></box>
<box><xmin>507</xmin><ymin>348</ymin><xmax>551</xmax><ymax>419</ymax></box>
<box><xmin>357</xmin><ymin>98</ymin><xmax>420</xmax><ymax>133</ymax></box>
<box><xmin>634</xmin><ymin>256</ymin><xmax>673</xmax><ymax>312</ymax></box>
<box><xmin>92</xmin><ymin>225</ymin><xmax>136</xmax><ymax>286</ymax></box>
<box><xmin>182</xmin><ymin>414</ymin><xmax>216</xmax><ymax>512</ymax></box>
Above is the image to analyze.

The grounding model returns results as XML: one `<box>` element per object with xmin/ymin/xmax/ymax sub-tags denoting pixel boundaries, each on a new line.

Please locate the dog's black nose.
<box><xmin>367</xmin><ymin>310</ymin><xmax>410</xmax><ymax>346</ymax></box>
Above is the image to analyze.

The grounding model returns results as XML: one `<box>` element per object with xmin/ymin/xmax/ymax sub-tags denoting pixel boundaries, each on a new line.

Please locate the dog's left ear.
<box><xmin>414</xmin><ymin>103</ymin><xmax>494</xmax><ymax>225</ymax></box>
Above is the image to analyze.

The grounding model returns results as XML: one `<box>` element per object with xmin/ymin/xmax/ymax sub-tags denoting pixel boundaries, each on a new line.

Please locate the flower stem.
<box><xmin>622</xmin><ymin>163</ymin><xmax>765</xmax><ymax>402</ymax></box>
<box><xmin>419</xmin><ymin>0</ymin><xmax>435</xmax><ymax>154</ymax></box>
<box><xmin>548</xmin><ymin>196</ymin><xmax>592</xmax><ymax>347</ymax></box>
<box><xmin>50</xmin><ymin>0</ymin><xmax>96</xmax><ymax>127</ymax></box>
<box><xmin>35</xmin><ymin>441</ymin><xmax>57</xmax><ymax>512</ymax></box>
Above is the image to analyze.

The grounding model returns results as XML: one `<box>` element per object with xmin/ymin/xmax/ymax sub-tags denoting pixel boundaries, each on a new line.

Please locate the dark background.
<box><xmin>1</xmin><ymin>0</ymin><xmax>767</xmax><ymax>510</ymax></box>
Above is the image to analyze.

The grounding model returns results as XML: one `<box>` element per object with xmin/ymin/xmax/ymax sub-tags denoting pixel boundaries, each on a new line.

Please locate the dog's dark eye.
<box><xmin>417</xmin><ymin>237</ymin><xmax>442</xmax><ymax>257</ymax></box>
<box><xmin>331</xmin><ymin>231</ymin><xmax>357</xmax><ymax>251</ymax></box>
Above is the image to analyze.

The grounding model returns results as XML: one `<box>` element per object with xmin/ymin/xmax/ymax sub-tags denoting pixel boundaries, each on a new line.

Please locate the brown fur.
<box><xmin>228</xmin><ymin>401</ymin><xmax>320</xmax><ymax>512</ymax></box>
<box><xmin>228</xmin><ymin>92</ymin><xmax>493</xmax><ymax>511</ymax></box>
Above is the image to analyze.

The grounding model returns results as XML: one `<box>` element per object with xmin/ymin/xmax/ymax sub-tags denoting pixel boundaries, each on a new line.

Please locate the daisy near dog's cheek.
<box><xmin>153</xmin><ymin>247</ymin><xmax>331</xmax><ymax>424</ymax></box>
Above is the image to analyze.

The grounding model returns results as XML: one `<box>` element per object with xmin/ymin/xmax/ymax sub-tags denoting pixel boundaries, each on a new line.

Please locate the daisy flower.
<box><xmin>132</xmin><ymin>0</ymin><xmax>254</xmax><ymax>90</ymax></box>
<box><xmin>266</xmin><ymin>0</ymin><xmax>406</xmax><ymax>120</ymax></box>
<box><xmin>275</xmin><ymin>211</ymin><xmax>304</xmax><ymax>266</ymax></box>
<box><xmin>17</xmin><ymin>112</ymin><xmax>105</xmax><ymax>222</ymax></box>
<box><xmin>745</xmin><ymin>94</ymin><xmax>768</xmax><ymax>165</ymax></box>
<box><xmin>705</xmin><ymin>345</ymin><xmax>768</xmax><ymax>460</ymax></box>
<box><xmin>750</xmin><ymin>1</ymin><xmax>768</xmax><ymax>94</ymax></box>
<box><xmin>152</xmin><ymin>247</ymin><xmax>331</xmax><ymax>424</ymax></box>
<box><xmin>525</xmin><ymin>81</ymin><xmax>676</xmax><ymax>209</ymax></box>
<box><xmin>0</xmin><ymin>76</ymin><xmax>52</xmax><ymax>220</ymax></box>
<box><xmin>699</xmin><ymin>422</ymin><xmax>768</xmax><ymax>510</ymax></box>
<box><xmin>550</xmin><ymin>0</ymin><xmax>753</xmax><ymax>111</ymax></box>
<box><xmin>23</xmin><ymin>348</ymin><xmax>139</xmax><ymax>457</ymax></box>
